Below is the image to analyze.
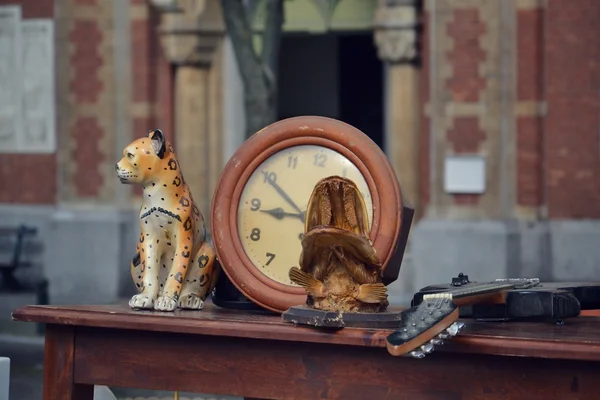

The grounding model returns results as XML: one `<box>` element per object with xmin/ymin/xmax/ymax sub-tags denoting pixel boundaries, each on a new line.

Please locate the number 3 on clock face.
<box><xmin>236</xmin><ymin>144</ymin><xmax>374</xmax><ymax>286</ymax></box>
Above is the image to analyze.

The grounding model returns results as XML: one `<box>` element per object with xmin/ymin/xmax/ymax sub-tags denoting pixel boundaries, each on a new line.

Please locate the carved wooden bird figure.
<box><xmin>289</xmin><ymin>175</ymin><xmax>389</xmax><ymax>313</ymax></box>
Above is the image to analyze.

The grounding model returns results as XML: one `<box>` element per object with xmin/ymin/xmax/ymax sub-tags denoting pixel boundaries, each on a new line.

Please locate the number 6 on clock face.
<box><xmin>211</xmin><ymin>116</ymin><xmax>405</xmax><ymax>313</ymax></box>
<box><xmin>237</xmin><ymin>144</ymin><xmax>374</xmax><ymax>286</ymax></box>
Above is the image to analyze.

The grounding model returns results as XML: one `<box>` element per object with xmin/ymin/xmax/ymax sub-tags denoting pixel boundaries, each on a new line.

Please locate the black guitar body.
<box><xmin>411</xmin><ymin>274</ymin><xmax>600</xmax><ymax>322</ymax></box>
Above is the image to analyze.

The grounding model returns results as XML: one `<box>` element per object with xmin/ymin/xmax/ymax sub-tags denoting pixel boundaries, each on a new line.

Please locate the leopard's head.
<box><xmin>115</xmin><ymin>129</ymin><xmax>170</xmax><ymax>185</ymax></box>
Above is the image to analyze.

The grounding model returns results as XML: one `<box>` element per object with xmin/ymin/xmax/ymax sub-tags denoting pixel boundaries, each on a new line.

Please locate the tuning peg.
<box><xmin>456</xmin><ymin>321</ymin><xmax>466</xmax><ymax>330</ymax></box>
<box><xmin>421</xmin><ymin>343</ymin><xmax>434</xmax><ymax>354</ymax></box>
<box><xmin>438</xmin><ymin>332</ymin><xmax>450</xmax><ymax>340</ymax></box>
<box><xmin>409</xmin><ymin>350</ymin><xmax>426</xmax><ymax>359</ymax></box>
<box><xmin>430</xmin><ymin>338</ymin><xmax>443</xmax><ymax>346</ymax></box>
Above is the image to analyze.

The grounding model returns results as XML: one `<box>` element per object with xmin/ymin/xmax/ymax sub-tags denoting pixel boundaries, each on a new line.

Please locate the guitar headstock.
<box><xmin>386</xmin><ymin>293</ymin><xmax>465</xmax><ymax>358</ymax></box>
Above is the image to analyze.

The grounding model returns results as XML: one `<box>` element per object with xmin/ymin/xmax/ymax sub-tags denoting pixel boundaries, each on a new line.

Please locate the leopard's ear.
<box><xmin>149</xmin><ymin>129</ymin><xmax>166</xmax><ymax>159</ymax></box>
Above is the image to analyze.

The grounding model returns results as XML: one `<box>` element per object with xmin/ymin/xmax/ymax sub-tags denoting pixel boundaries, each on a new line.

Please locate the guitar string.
<box><xmin>446</xmin><ymin>282</ymin><xmax>515</xmax><ymax>299</ymax></box>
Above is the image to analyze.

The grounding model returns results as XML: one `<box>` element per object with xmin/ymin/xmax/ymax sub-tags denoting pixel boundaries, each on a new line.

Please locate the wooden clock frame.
<box><xmin>210</xmin><ymin>116</ymin><xmax>407</xmax><ymax>313</ymax></box>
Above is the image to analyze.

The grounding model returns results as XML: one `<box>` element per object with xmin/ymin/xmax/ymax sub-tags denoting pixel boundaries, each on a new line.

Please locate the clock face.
<box><xmin>236</xmin><ymin>144</ymin><xmax>373</xmax><ymax>286</ymax></box>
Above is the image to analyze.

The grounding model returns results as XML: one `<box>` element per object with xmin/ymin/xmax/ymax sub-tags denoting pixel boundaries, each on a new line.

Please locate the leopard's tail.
<box><xmin>196</xmin><ymin>240</ymin><xmax>221</xmax><ymax>301</ymax></box>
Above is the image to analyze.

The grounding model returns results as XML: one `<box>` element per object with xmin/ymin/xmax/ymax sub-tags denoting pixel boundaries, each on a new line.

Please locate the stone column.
<box><xmin>373</xmin><ymin>0</ymin><xmax>422</xmax><ymax>219</ymax></box>
<box><xmin>372</xmin><ymin>0</ymin><xmax>421</xmax><ymax>305</ymax></box>
<box><xmin>150</xmin><ymin>0</ymin><xmax>225</xmax><ymax>219</ymax></box>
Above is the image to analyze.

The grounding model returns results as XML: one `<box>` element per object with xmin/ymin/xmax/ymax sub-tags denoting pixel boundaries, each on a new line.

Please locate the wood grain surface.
<box><xmin>72</xmin><ymin>324</ymin><xmax>600</xmax><ymax>400</ymax></box>
<box><xmin>12</xmin><ymin>301</ymin><xmax>600</xmax><ymax>361</ymax></box>
<box><xmin>43</xmin><ymin>325</ymin><xmax>93</xmax><ymax>399</ymax></box>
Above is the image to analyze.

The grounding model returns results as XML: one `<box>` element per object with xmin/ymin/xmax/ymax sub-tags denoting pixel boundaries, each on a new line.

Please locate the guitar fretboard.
<box><xmin>423</xmin><ymin>282</ymin><xmax>516</xmax><ymax>301</ymax></box>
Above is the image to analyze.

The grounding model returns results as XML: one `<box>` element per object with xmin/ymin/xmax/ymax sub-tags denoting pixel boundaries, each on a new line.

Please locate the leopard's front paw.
<box><xmin>178</xmin><ymin>293</ymin><xmax>204</xmax><ymax>310</ymax></box>
<box><xmin>154</xmin><ymin>295</ymin><xmax>177</xmax><ymax>311</ymax></box>
<box><xmin>129</xmin><ymin>294</ymin><xmax>154</xmax><ymax>310</ymax></box>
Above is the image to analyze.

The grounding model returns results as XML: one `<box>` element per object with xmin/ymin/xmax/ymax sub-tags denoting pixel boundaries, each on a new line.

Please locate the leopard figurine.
<box><xmin>115</xmin><ymin>129</ymin><xmax>219</xmax><ymax>311</ymax></box>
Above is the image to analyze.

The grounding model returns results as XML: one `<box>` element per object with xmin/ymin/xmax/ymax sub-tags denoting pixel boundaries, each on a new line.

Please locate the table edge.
<box><xmin>12</xmin><ymin>305</ymin><xmax>390</xmax><ymax>348</ymax></box>
<box><xmin>12</xmin><ymin>305</ymin><xmax>600</xmax><ymax>362</ymax></box>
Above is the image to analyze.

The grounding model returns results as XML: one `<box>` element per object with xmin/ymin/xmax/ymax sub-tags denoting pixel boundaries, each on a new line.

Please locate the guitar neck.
<box><xmin>423</xmin><ymin>282</ymin><xmax>516</xmax><ymax>306</ymax></box>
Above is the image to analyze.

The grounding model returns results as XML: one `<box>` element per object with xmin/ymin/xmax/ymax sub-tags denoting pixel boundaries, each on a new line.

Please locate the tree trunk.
<box><xmin>244</xmin><ymin>86</ymin><xmax>277</xmax><ymax>139</ymax></box>
<box><xmin>220</xmin><ymin>0</ymin><xmax>283</xmax><ymax>138</ymax></box>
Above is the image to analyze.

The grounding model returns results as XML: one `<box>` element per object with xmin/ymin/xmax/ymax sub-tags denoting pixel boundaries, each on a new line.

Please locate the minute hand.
<box><xmin>264</xmin><ymin>172</ymin><xmax>304</xmax><ymax>216</ymax></box>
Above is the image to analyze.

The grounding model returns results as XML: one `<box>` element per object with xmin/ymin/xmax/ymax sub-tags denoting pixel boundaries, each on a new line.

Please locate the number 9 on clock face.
<box><xmin>236</xmin><ymin>144</ymin><xmax>373</xmax><ymax>286</ymax></box>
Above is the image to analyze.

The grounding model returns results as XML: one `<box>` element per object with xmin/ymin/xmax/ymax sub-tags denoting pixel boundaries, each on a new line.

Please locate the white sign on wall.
<box><xmin>444</xmin><ymin>155</ymin><xmax>487</xmax><ymax>194</ymax></box>
<box><xmin>0</xmin><ymin>5</ymin><xmax>55</xmax><ymax>154</ymax></box>
<box><xmin>0</xmin><ymin>5</ymin><xmax>22</xmax><ymax>153</ymax></box>
<box><xmin>20</xmin><ymin>19</ymin><xmax>56</xmax><ymax>153</ymax></box>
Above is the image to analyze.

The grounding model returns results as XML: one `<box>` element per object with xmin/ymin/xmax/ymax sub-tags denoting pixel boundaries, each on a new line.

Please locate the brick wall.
<box><xmin>55</xmin><ymin>0</ymin><xmax>173</xmax><ymax>202</ymax></box>
<box><xmin>0</xmin><ymin>0</ymin><xmax>175</xmax><ymax>204</ymax></box>
<box><xmin>0</xmin><ymin>0</ymin><xmax>56</xmax><ymax>204</ymax></box>
<box><xmin>421</xmin><ymin>0</ymin><xmax>600</xmax><ymax>220</ymax></box>
<box><xmin>422</xmin><ymin>1</ymin><xmax>500</xmax><ymax>217</ymax></box>
<box><xmin>130</xmin><ymin>0</ymin><xmax>174</xmax><ymax>197</ymax></box>
<box><xmin>445</xmin><ymin>9</ymin><xmax>486</xmax><ymax>103</ymax></box>
<box><xmin>445</xmin><ymin>7</ymin><xmax>487</xmax><ymax>207</ymax></box>
<box><xmin>57</xmin><ymin>0</ymin><xmax>110</xmax><ymax>200</ymax></box>
<box><xmin>544</xmin><ymin>0</ymin><xmax>600</xmax><ymax>219</ymax></box>
<box><xmin>130</xmin><ymin>0</ymin><xmax>174</xmax><ymax>139</ymax></box>
<box><xmin>516</xmin><ymin>4</ymin><xmax>544</xmax><ymax>211</ymax></box>
<box><xmin>0</xmin><ymin>0</ymin><xmax>52</xmax><ymax>17</ymax></box>
<box><xmin>69</xmin><ymin>10</ymin><xmax>105</xmax><ymax>198</ymax></box>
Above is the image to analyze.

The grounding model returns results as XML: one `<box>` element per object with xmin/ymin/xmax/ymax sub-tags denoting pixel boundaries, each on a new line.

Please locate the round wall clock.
<box><xmin>210</xmin><ymin>116</ymin><xmax>407</xmax><ymax>313</ymax></box>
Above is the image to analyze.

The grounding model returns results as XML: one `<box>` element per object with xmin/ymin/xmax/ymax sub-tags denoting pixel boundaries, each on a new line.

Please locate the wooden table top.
<box><xmin>12</xmin><ymin>301</ymin><xmax>600</xmax><ymax>361</ymax></box>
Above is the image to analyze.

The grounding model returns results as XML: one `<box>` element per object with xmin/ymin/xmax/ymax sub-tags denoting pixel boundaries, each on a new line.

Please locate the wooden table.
<box><xmin>12</xmin><ymin>301</ymin><xmax>600</xmax><ymax>400</ymax></box>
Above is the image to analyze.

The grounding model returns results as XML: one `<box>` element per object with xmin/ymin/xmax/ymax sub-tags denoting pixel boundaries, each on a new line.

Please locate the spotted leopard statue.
<box><xmin>115</xmin><ymin>129</ymin><xmax>219</xmax><ymax>311</ymax></box>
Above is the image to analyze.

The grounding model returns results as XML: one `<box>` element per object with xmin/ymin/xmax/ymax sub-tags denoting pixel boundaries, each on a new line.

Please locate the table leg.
<box><xmin>43</xmin><ymin>324</ymin><xmax>94</xmax><ymax>400</ymax></box>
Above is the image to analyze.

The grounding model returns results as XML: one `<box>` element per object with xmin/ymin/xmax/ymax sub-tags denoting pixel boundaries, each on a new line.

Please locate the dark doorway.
<box><xmin>337</xmin><ymin>33</ymin><xmax>384</xmax><ymax>150</ymax></box>
<box><xmin>277</xmin><ymin>31</ymin><xmax>384</xmax><ymax>150</ymax></box>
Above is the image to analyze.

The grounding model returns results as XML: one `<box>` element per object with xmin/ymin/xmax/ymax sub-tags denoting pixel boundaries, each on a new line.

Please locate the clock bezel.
<box><xmin>210</xmin><ymin>116</ymin><xmax>404</xmax><ymax>313</ymax></box>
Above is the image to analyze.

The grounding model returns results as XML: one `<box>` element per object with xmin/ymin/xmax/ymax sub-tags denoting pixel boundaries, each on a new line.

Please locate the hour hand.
<box><xmin>263</xmin><ymin>171</ymin><xmax>304</xmax><ymax>214</ymax></box>
<box><xmin>260</xmin><ymin>207</ymin><xmax>304</xmax><ymax>221</ymax></box>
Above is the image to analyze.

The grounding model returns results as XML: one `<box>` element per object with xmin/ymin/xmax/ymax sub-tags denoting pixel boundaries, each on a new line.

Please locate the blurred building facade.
<box><xmin>0</xmin><ymin>0</ymin><xmax>598</xmax><ymax>305</ymax></box>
